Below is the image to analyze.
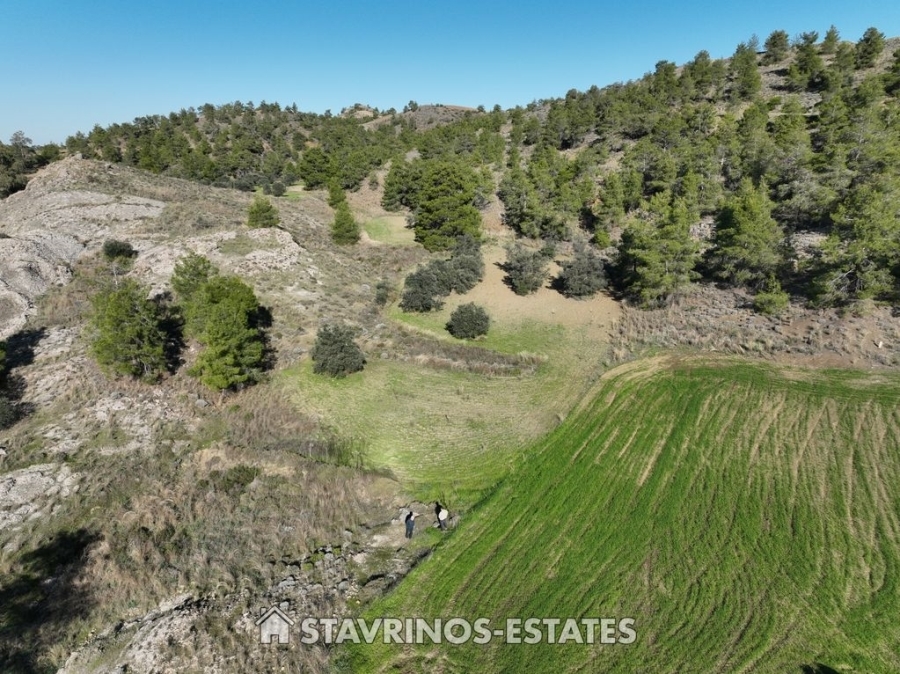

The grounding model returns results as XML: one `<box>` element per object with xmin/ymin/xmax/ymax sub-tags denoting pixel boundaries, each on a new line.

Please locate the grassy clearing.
<box><xmin>348</xmin><ymin>356</ymin><xmax>900</xmax><ymax>673</ymax></box>
<box><xmin>281</xmin><ymin>315</ymin><xmax>608</xmax><ymax>502</ymax></box>
<box><xmin>362</xmin><ymin>216</ymin><xmax>415</xmax><ymax>245</ymax></box>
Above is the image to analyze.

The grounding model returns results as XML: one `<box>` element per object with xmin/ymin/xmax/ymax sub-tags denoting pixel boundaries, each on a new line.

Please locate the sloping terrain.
<box><xmin>354</xmin><ymin>356</ymin><xmax>900</xmax><ymax>673</ymax></box>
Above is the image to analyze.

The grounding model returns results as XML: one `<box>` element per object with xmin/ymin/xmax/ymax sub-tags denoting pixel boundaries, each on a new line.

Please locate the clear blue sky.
<box><xmin>4</xmin><ymin>0</ymin><xmax>900</xmax><ymax>145</ymax></box>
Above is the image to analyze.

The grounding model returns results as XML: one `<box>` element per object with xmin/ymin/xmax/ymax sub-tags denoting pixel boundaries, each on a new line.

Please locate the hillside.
<box><xmin>1</xmin><ymin>24</ymin><xmax>900</xmax><ymax>674</ymax></box>
<box><xmin>353</xmin><ymin>357</ymin><xmax>900</xmax><ymax>673</ymax></box>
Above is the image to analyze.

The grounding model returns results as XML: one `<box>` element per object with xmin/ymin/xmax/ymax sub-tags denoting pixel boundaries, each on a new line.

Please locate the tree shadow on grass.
<box><xmin>800</xmin><ymin>664</ymin><xmax>841</xmax><ymax>674</ymax></box>
<box><xmin>0</xmin><ymin>528</ymin><xmax>101</xmax><ymax>673</ymax></box>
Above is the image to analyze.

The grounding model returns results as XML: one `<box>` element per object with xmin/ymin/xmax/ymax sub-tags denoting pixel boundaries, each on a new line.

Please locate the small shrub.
<box><xmin>504</xmin><ymin>243</ymin><xmax>550</xmax><ymax>295</ymax></box>
<box><xmin>102</xmin><ymin>239</ymin><xmax>136</xmax><ymax>261</ymax></box>
<box><xmin>374</xmin><ymin>280</ymin><xmax>392</xmax><ymax>306</ymax></box>
<box><xmin>271</xmin><ymin>181</ymin><xmax>286</xmax><ymax>197</ymax></box>
<box><xmin>399</xmin><ymin>236</ymin><xmax>484</xmax><ymax>312</ymax></box>
<box><xmin>447</xmin><ymin>303</ymin><xmax>490</xmax><ymax>339</ymax></box>
<box><xmin>247</xmin><ymin>194</ymin><xmax>280</xmax><ymax>228</ymax></box>
<box><xmin>400</xmin><ymin>265</ymin><xmax>448</xmax><ymax>312</ymax></box>
<box><xmin>0</xmin><ymin>396</ymin><xmax>18</xmax><ymax>429</ymax></box>
<box><xmin>557</xmin><ymin>243</ymin><xmax>607</xmax><ymax>298</ymax></box>
<box><xmin>753</xmin><ymin>277</ymin><xmax>790</xmax><ymax>315</ymax></box>
<box><xmin>311</xmin><ymin>324</ymin><xmax>366</xmax><ymax>377</ymax></box>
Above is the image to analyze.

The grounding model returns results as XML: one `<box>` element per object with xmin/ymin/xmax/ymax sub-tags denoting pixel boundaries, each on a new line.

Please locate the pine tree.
<box><xmin>90</xmin><ymin>280</ymin><xmax>168</xmax><ymax>381</ymax></box>
<box><xmin>247</xmin><ymin>194</ymin><xmax>280</xmax><ymax>228</ymax></box>
<box><xmin>185</xmin><ymin>276</ymin><xmax>267</xmax><ymax>389</ymax></box>
<box><xmin>332</xmin><ymin>201</ymin><xmax>361</xmax><ymax>244</ymax></box>
<box><xmin>709</xmin><ymin>179</ymin><xmax>784</xmax><ymax>287</ymax></box>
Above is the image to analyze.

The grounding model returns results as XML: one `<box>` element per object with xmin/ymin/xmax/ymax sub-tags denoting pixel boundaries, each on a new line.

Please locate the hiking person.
<box><xmin>405</xmin><ymin>510</ymin><xmax>417</xmax><ymax>539</ymax></box>
<box><xmin>435</xmin><ymin>501</ymin><xmax>449</xmax><ymax>530</ymax></box>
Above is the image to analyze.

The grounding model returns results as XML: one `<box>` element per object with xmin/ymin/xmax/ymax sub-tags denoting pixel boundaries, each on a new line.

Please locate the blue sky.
<box><xmin>4</xmin><ymin>0</ymin><xmax>900</xmax><ymax>145</ymax></box>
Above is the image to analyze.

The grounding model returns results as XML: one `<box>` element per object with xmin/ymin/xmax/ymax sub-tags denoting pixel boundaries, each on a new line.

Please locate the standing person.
<box><xmin>405</xmin><ymin>511</ymin><xmax>417</xmax><ymax>539</ymax></box>
<box><xmin>435</xmin><ymin>501</ymin><xmax>449</xmax><ymax>530</ymax></box>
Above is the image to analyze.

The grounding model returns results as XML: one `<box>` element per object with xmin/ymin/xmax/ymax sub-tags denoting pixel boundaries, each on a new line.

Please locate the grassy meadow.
<box><xmin>346</xmin><ymin>357</ymin><xmax>900</xmax><ymax>673</ymax></box>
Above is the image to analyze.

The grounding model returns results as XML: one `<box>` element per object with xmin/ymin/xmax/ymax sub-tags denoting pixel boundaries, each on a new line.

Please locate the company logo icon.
<box><xmin>256</xmin><ymin>606</ymin><xmax>295</xmax><ymax>644</ymax></box>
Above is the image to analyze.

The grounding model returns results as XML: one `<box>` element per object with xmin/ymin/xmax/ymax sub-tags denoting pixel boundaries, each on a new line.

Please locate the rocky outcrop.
<box><xmin>0</xmin><ymin>463</ymin><xmax>79</xmax><ymax>540</ymax></box>
<box><xmin>0</xmin><ymin>157</ymin><xmax>166</xmax><ymax>338</ymax></box>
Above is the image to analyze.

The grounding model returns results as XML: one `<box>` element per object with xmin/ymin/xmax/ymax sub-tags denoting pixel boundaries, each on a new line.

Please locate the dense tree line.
<box><xmin>18</xmin><ymin>24</ymin><xmax>900</xmax><ymax>312</ymax></box>
<box><xmin>0</xmin><ymin>132</ymin><xmax>60</xmax><ymax>198</ymax></box>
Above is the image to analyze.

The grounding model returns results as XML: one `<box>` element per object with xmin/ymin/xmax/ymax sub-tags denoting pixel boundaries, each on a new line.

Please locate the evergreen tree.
<box><xmin>616</xmin><ymin>197</ymin><xmax>700</xmax><ymax>307</ymax></box>
<box><xmin>856</xmin><ymin>27</ymin><xmax>886</xmax><ymax>69</ymax></box>
<box><xmin>186</xmin><ymin>276</ymin><xmax>267</xmax><ymax>389</ymax></box>
<box><xmin>90</xmin><ymin>280</ymin><xmax>168</xmax><ymax>381</ymax></box>
<box><xmin>311</xmin><ymin>324</ymin><xmax>365</xmax><ymax>377</ymax></box>
<box><xmin>762</xmin><ymin>30</ymin><xmax>790</xmax><ymax>64</ymax></box>
<box><xmin>503</xmin><ymin>242</ymin><xmax>550</xmax><ymax>295</ymax></box>
<box><xmin>332</xmin><ymin>201</ymin><xmax>361</xmax><ymax>244</ymax></box>
<box><xmin>729</xmin><ymin>40</ymin><xmax>762</xmax><ymax>102</ymax></box>
<box><xmin>172</xmin><ymin>253</ymin><xmax>218</xmax><ymax>302</ymax></box>
<box><xmin>814</xmin><ymin>181</ymin><xmax>900</xmax><ymax>304</ymax></box>
<box><xmin>821</xmin><ymin>25</ymin><xmax>840</xmax><ymax>55</ymax></box>
<box><xmin>709</xmin><ymin>179</ymin><xmax>784</xmax><ymax>287</ymax></box>
<box><xmin>557</xmin><ymin>241</ymin><xmax>608</xmax><ymax>298</ymax></box>
<box><xmin>247</xmin><ymin>194</ymin><xmax>280</xmax><ymax>228</ymax></box>
<box><xmin>411</xmin><ymin>160</ymin><xmax>482</xmax><ymax>250</ymax></box>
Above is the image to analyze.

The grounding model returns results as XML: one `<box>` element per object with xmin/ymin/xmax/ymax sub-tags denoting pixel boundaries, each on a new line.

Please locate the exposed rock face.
<box><xmin>0</xmin><ymin>157</ymin><xmax>165</xmax><ymax>338</ymax></box>
<box><xmin>0</xmin><ymin>463</ymin><xmax>79</xmax><ymax>537</ymax></box>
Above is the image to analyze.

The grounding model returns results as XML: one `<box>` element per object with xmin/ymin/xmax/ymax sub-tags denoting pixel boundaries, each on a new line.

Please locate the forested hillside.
<box><xmin>50</xmin><ymin>26</ymin><xmax>900</xmax><ymax>314</ymax></box>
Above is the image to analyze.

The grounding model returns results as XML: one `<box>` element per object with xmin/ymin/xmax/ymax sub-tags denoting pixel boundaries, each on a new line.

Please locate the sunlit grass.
<box><xmin>349</xmin><ymin>357</ymin><xmax>900</xmax><ymax>673</ymax></box>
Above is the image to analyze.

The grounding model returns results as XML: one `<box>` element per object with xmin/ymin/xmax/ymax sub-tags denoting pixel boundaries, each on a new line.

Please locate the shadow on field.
<box><xmin>801</xmin><ymin>664</ymin><xmax>841</xmax><ymax>674</ymax></box>
<box><xmin>0</xmin><ymin>528</ymin><xmax>100</xmax><ymax>673</ymax></box>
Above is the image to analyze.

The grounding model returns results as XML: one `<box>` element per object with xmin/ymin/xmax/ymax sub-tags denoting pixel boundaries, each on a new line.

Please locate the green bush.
<box><xmin>753</xmin><ymin>278</ymin><xmax>790</xmax><ymax>315</ymax></box>
<box><xmin>447</xmin><ymin>303</ymin><xmax>490</xmax><ymax>339</ymax></box>
<box><xmin>90</xmin><ymin>279</ymin><xmax>168</xmax><ymax>381</ymax></box>
<box><xmin>185</xmin><ymin>276</ymin><xmax>267</xmax><ymax>389</ymax></box>
<box><xmin>331</xmin><ymin>201</ymin><xmax>361</xmax><ymax>245</ymax></box>
<box><xmin>503</xmin><ymin>243</ymin><xmax>550</xmax><ymax>295</ymax></box>
<box><xmin>311</xmin><ymin>325</ymin><xmax>366</xmax><ymax>377</ymax></box>
<box><xmin>247</xmin><ymin>194</ymin><xmax>280</xmax><ymax>228</ymax></box>
<box><xmin>102</xmin><ymin>239</ymin><xmax>136</xmax><ymax>261</ymax></box>
<box><xmin>399</xmin><ymin>236</ymin><xmax>484</xmax><ymax>312</ymax></box>
<box><xmin>399</xmin><ymin>263</ymin><xmax>450</xmax><ymax>312</ymax></box>
<box><xmin>557</xmin><ymin>243</ymin><xmax>608</xmax><ymax>298</ymax></box>
<box><xmin>271</xmin><ymin>181</ymin><xmax>286</xmax><ymax>197</ymax></box>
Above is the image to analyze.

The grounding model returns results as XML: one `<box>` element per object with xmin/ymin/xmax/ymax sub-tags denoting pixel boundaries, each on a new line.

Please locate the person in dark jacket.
<box><xmin>405</xmin><ymin>511</ymin><xmax>417</xmax><ymax>539</ymax></box>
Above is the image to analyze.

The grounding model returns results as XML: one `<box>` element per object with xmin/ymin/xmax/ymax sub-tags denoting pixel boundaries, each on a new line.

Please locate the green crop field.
<box><xmin>346</xmin><ymin>357</ymin><xmax>900</xmax><ymax>673</ymax></box>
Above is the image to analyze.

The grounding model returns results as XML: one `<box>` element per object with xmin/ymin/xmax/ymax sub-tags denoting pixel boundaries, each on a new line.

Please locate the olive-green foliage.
<box><xmin>411</xmin><ymin>160</ymin><xmax>482</xmax><ymax>251</ymax></box>
<box><xmin>615</xmin><ymin>195</ymin><xmax>700</xmax><ymax>307</ymax></box>
<box><xmin>171</xmin><ymin>253</ymin><xmax>218</xmax><ymax>303</ymax></box>
<box><xmin>762</xmin><ymin>30</ymin><xmax>790</xmax><ymax>64</ymax></box>
<box><xmin>331</xmin><ymin>201</ymin><xmax>361</xmax><ymax>245</ymax></box>
<box><xmin>503</xmin><ymin>242</ymin><xmax>551</xmax><ymax>295</ymax></box>
<box><xmin>102</xmin><ymin>239</ymin><xmax>136</xmax><ymax>262</ymax></box>
<box><xmin>557</xmin><ymin>241</ymin><xmax>608</xmax><ymax>298</ymax></box>
<box><xmin>0</xmin><ymin>132</ymin><xmax>59</xmax><ymax>198</ymax></box>
<box><xmin>311</xmin><ymin>324</ymin><xmax>365</xmax><ymax>377</ymax></box>
<box><xmin>729</xmin><ymin>40</ymin><xmax>761</xmax><ymax>101</ymax></box>
<box><xmin>856</xmin><ymin>27</ymin><xmax>886</xmax><ymax>69</ymax></box>
<box><xmin>247</xmin><ymin>194</ymin><xmax>280</xmax><ymax>228</ymax></box>
<box><xmin>709</xmin><ymin>179</ymin><xmax>784</xmax><ymax>287</ymax></box>
<box><xmin>185</xmin><ymin>276</ymin><xmax>267</xmax><ymax>389</ymax></box>
<box><xmin>446</xmin><ymin>303</ymin><xmax>490</xmax><ymax>339</ymax></box>
<box><xmin>399</xmin><ymin>237</ymin><xmax>484</xmax><ymax>312</ymax></box>
<box><xmin>89</xmin><ymin>279</ymin><xmax>169</xmax><ymax>381</ymax></box>
<box><xmin>812</xmin><ymin>181</ymin><xmax>900</xmax><ymax>305</ymax></box>
<box><xmin>753</xmin><ymin>277</ymin><xmax>790</xmax><ymax>315</ymax></box>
